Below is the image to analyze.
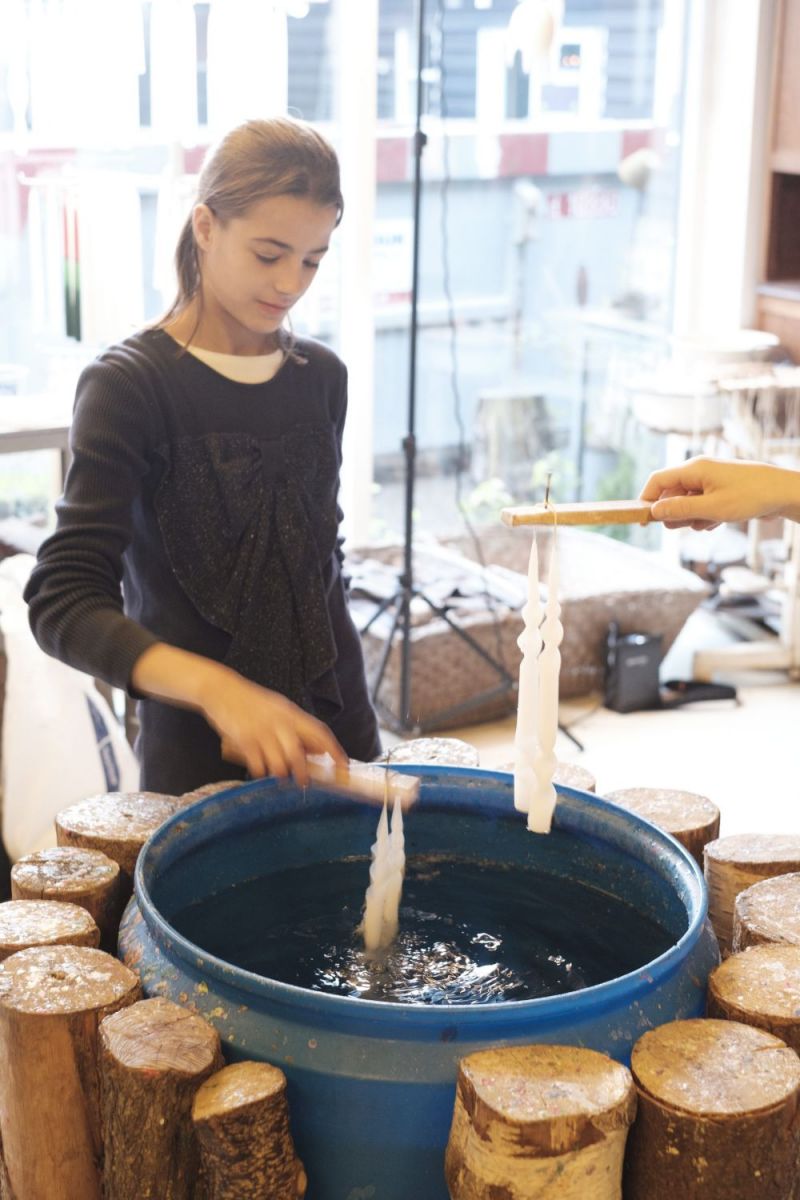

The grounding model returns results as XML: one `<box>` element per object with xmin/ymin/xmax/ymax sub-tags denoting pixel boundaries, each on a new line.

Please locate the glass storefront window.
<box><xmin>1</xmin><ymin>0</ymin><xmax>687</xmax><ymax>549</ymax></box>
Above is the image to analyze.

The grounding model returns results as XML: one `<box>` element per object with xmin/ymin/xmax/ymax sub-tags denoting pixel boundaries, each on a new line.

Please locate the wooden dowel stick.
<box><xmin>99</xmin><ymin>997</ymin><xmax>223</xmax><ymax>1200</ymax></box>
<box><xmin>501</xmin><ymin>500</ymin><xmax>653</xmax><ymax>527</ymax></box>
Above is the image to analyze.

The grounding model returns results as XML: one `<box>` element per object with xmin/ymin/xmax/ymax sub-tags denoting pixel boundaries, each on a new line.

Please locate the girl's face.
<box><xmin>192</xmin><ymin>193</ymin><xmax>339</xmax><ymax>354</ymax></box>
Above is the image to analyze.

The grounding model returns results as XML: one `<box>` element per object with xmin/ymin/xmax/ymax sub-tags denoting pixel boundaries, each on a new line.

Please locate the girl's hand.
<box><xmin>131</xmin><ymin>643</ymin><xmax>347</xmax><ymax>784</ymax></box>
<box><xmin>640</xmin><ymin>456</ymin><xmax>800</xmax><ymax>529</ymax></box>
<box><xmin>201</xmin><ymin>671</ymin><xmax>347</xmax><ymax>785</ymax></box>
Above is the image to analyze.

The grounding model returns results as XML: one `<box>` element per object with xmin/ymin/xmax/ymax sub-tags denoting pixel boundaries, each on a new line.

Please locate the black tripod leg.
<box><xmin>368</xmin><ymin>594</ymin><xmax>406</xmax><ymax>705</ymax></box>
<box><xmin>558</xmin><ymin>722</ymin><xmax>584</xmax><ymax>752</ymax></box>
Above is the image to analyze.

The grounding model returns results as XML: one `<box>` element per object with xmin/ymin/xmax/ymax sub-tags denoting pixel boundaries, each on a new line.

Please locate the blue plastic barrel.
<box><xmin>120</xmin><ymin>767</ymin><xmax>719</xmax><ymax>1200</ymax></box>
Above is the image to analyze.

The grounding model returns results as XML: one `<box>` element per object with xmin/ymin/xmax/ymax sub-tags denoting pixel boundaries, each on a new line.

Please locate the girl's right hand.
<box><xmin>200</xmin><ymin>670</ymin><xmax>347</xmax><ymax>785</ymax></box>
<box><xmin>131</xmin><ymin>642</ymin><xmax>347</xmax><ymax>786</ymax></box>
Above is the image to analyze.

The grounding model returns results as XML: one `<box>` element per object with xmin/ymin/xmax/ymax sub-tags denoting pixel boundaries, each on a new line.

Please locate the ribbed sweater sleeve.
<box><xmin>24</xmin><ymin>358</ymin><xmax>161</xmax><ymax>691</ymax></box>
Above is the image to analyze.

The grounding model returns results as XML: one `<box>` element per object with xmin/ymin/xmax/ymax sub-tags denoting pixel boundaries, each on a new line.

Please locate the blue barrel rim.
<box><xmin>134</xmin><ymin>765</ymin><xmax>709</xmax><ymax>1032</ymax></box>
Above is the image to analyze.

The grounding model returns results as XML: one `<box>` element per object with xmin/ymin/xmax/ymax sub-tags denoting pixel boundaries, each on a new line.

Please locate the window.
<box><xmin>1</xmin><ymin>0</ymin><xmax>689</xmax><ymax>549</ymax></box>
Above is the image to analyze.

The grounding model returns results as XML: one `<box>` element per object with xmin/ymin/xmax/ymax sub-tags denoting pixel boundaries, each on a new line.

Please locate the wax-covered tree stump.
<box><xmin>0</xmin><ymin>899</ymin><xmax>99</xmax><ymax>960</ymax></box>
<box><xmin>99</xmin><ymin>997</ymin><xmax>223</xmax><ymax>1200</ymax></box>
<box><xmin>445</xmin><ymin>1044</ymin><xmax>636</xmax><ymax>1199</ymax></box>
<box><xmin>192</xmin><ymin>1061</ymin><xmax>307</xmax><ymax>1200</ymax></box>
<box><xmin>704</xmin><ymin>834</ymin><xmax>800</xmax><ymax>955</ymax></box>
<box><xmin>707</xmin><ymin>943</ymin><xmax>800</xmax><ymax>1053</ymax></box>
<box><xmin>11</xmin><ymin>846</ymin><xmax>123</xmax><ymax>951</ymax></box>
<box><xmin>605</xmin><ymin>787</ymin><xmax>719</xmax><ymax>867</ymax></box>
<box><xmin>178</xmin><ymin>780</ymin><xmax>243</xmax><ymax>809</ymax></box>
<box><xmin>0</xmin><ymin>945</ymin><xmax>141</xmax><ymax>1200</ymax></box>
<box><xmin>624</xmin><ymin>1018</ymin><xmax>800</xmax><ymax>1200</ymax></box>
<box><xmin>386</xmin><ymin>737</ymin><xmax>480</xmax><ymax>768</ymax></box>
<box><xmin>55</xmin><ymin>791</ymin><xmax>179</xmax><ymax>898</ymax></box>
<box><xmin>497</xmin><ymin>759</ymin><xmax>598</xmax><ymax>792</ymax></box>
<box><xmin>732</xmin><ymin>871</ymin><xmax>800</xmax><ymax>952</ymax></box>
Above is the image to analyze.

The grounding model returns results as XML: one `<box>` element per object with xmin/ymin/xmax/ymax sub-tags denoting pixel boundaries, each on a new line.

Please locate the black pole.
<box><xmin>399</xmin><ymin>0</ymin><xmax>427</xmax><ymax>725</ymax></box>
<box><xmin>360</xmin><ymin>0</ymin><xmax>515</xmax><ymax>734</ymax></box>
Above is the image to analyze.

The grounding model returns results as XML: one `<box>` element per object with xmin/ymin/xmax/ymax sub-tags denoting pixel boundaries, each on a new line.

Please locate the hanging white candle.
<box><xmin>360</xmin><ymin>787</ymin><xmax>406</xmax><ymax>953</ymax></box>
<box><xmin>380</xmin><ymin>790</ymin><xmax>406</xmax><ymax>945</ymax></box>
<box><xmin>360</xmin><ymin>801</ymin><xmax>391</xmax><ymax>953</ymax></box>
<box><xmin>513</xmin><ymin>532</ymin><xmax>544</xmax><ymax>814</ymax></box>
<box><xmin>528</xmin><ymin>528</ymin><xmax>563</xmax><ymax>834</ymax></box>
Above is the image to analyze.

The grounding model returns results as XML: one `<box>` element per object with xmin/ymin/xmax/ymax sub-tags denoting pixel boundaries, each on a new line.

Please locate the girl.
<box><xmin>25</xmin><ymin>117</ymin><xmax>382</xmax><ymax>795</ymax></box>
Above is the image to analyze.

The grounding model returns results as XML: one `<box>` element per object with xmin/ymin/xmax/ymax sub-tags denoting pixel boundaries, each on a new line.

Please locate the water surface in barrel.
<box><xmin>170</xmin><ymin>854</ymin><xmax>675</xmax><ymax>1005</ymax></box>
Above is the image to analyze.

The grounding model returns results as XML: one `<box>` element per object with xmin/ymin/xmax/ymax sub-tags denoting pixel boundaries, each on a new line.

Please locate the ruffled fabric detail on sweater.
<box><xmin>154</xmin><ymin>424</ymin><xmax>342</xmax><ymax>713</ymax></box>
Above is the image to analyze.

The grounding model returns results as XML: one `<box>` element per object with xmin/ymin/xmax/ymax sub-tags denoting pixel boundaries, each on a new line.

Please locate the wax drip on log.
<box><xmin>192</xmin><ymin>1061</ymin><xmax>307</xmax><ymax>1199</ymax></box>
<box><xmin>732</xmin><ymin>871</ymin><xmax>800</xmax><ymax>952</ymax></box>
<box><xmin>606</xmin><ymin>787</ymin><xmax>720</xmax><ymax>867</ymax></box>
<box><xmin>445</xmin><ymin>1044</ymin><xmax>636</xmax><ymax>1199</ymax></box>
<box><xmin>624</xmin><ymin>1018</ymin><xmax>800</xmax><ymax>1200</ymax></box>
<box><xmin>704</xmin><ymin>833</ymin><xmax>800</xmax><ymax>956</ymax></box>
<box><xmin>99</xmin><ymin>997</ymin><xmax>223</xmax><ymax>1200</ymax></box>
<box><xmin>11</xmin><ymin>846</ymin><xmax>122</xmax><ymax>952</ymax></box>
<box><xmin>0</xmin><ymin>945</ymin><xmax>141</xmax><ymax>1200</ymax></box>
<box><xmin>707</xmin><ymin>943</ymin><xmax>800</xmax><ymax>1053</ymax></box>
<box><xmin>0</xmin><ymin>899</ymin><xmax>99</xmax><ymax>961</ymax></box>
<box><xmin>55</xmin><ymin>791</ymin><xmax>179</xmax><ymax>900</ymax></box>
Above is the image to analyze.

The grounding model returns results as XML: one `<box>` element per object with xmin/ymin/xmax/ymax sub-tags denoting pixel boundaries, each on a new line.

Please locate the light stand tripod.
<box><xmin>360</xmin><ymin>0</ymin><xmax>515</xmax><ymax>734</ymax></box>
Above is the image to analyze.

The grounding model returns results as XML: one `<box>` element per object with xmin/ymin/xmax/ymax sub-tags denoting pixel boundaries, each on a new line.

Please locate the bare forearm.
<box><xmin>130</xmin><ymin>642</ymin><xmax>346</xmax><ymax>781</ymax></box>
<box><xmin>130</xmin><ymin>642</ymin><xmax>226</xmax><ymax>717</ymax></box>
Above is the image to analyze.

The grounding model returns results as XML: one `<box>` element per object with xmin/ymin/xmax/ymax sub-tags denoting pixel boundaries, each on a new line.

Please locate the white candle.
<box><xmin>360</xmin><ymin>789</ymin><xmax>406</xmax><ymax>952</ymax></box>
<box><xmin>529</xmin><ymin>531</ymin><xmax>563</xmax><ymax>833</ymax></box>
<box><xmin>513</xmin><ymin>533</ymin><xmax>544</xmax><ymax>814</ymax></box>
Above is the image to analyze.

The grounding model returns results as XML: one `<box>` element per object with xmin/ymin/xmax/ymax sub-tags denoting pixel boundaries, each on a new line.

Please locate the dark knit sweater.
<box><xmin>25</xmin><ymin>329</ymin><xmax>381</xmax><ymax>793</ymax></box>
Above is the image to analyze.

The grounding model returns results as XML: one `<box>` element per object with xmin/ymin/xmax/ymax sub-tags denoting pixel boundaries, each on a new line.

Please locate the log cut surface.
<box><xmin>625</xmin><ymin>1018</ymin><xmax>800</xmax><ymax>1200</ymax></box>
<box><xmin>606</xmin><ymin>787</ymin><xmax>719</xmax><ymax>865</ymax></box>
<box><xmin>445</xmin><ymin>1044</ymin><xmax>636</xmax><ymax>1199</ymax></box>
<box><xmin>193</xmin><ymin>1060</ymin><xmax>307</xmax><ymax>1199</ymax></box>
<box><xmin>707</xmin><ymin>943</ymin><xmax>800</xmax><ymax>1053</ymax></box>
<box><xmin>733</xmin><ymin>872</ymin><xmax>800</xmax><ymax>951</ymax></box>
<box><xmin>704</xmin><ymin>833</ymin><xmax>800</xmax><ymax>956</ymax></box>
<box><xmin>55</xmin><ymin>791</ymin><xmax>179</xmax><ymax>882</ymax></box>
<box><xmin>100</xmin><ymin>997</ymin><xmax>222</xmax><ymax>1200</ymax></box>
<box><xmin>0</xmin><ymin>899</ymin><xmax>99</xmax><ymax>960</ymax></box>
<box><xmin>0</xmin><ymin>945</ymin><xmax>141</xmax><ymax>1200</ymax></box>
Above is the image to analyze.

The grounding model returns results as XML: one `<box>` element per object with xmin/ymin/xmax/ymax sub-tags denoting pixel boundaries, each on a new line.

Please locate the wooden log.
<box><xmin>0</xmin><ymin>945</ymin><xmax>141</xmax><ymax>1200</ymax></box>
<box><xmin>624</xmin><ymin>1018</ymin><xmax>800</xmax><ymax>1200</ymax></box>
<box><xmin>385</xmin><ymin>738</ymin><xmax>480</xmax><ymax>768</ymax></box>
<box><xmin>496</xmin><ymin>759</ymin><xmax>598</xmax><ymax>793</ymax></box>
<box><xmin>178</xmin><ymin>781</ymin><xmax>244</xmax><ymax>809</ymax></box>
<box><xmin>732</xmin><ymin>871</ymin><xmax>800</xmax><ymax>952</ymax></box>
<box><xmin>707</xmin><ymin>943</ymin><xmax>800</xmax><ymax>1053</ymax></box>
<box><xmin>55</xmin><ymin>791</ymin><xmax>179</xmax><ymax>898</ymax></box>
<box><xmin>99</xmin><ymin>997</ymin><xmax>223</xmax><ymax>1200</ymax></box>
<box><xmin>192</xmin><ymin>1061</ymin><xmax>307</xmax><ymax>1199</ymax></box>
<box><xmin>0</xmin><ymin>899</ymin><xmax>99</xmax><ymax>961</ymax></box>
<box><xmin>605</xmin><ymin>787</ymin><xmax>720</xmax><ymax>867</ymax></box>
<box><xmin>444</xmin><ymin>1044</ymin><xmax>636</xmax><ymax>1199</ymax></box>
<box><xmin>11</xmin><ymin>846</ymin><xmax>123</xmax><ymax>952</ymax></box>
<box><xmin>704</xmin><ymin>834</ymin><xmax>800</xmax><ymax>956</ymax></box>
